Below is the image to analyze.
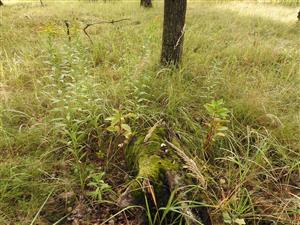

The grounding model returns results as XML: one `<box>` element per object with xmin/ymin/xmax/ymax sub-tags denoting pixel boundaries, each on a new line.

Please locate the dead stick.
<box><xmin>64</xmin><ymin>20</ymin><xmax>71</xmax><ymax>42</ymax></box>
<box><xmin>83</xmin><ymin>18</ymin><xmax>130</xmax><ymax>44</ymax></box>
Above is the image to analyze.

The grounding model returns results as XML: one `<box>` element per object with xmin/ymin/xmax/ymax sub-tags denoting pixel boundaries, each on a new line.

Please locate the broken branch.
<box><xmin>64</xmin><ymin>20</ymin><xmax>71</xmax><ymax>42</ymax></box>
<box><xmin>83</xmin><ymin>18</ymin><xmax>130</xmax><ymax>44</ymax></box>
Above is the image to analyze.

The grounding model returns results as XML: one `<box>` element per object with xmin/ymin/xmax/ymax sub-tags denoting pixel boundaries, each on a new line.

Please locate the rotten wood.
<box><xmin>117</xmin><ymin>127</ymin><xmax>212</xmax><ymax>225</ymax></box>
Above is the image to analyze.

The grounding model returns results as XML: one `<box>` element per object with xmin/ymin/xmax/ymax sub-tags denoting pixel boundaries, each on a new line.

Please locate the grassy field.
<box><xmin>0</xmin><ymin>0</ymin><xmax>300</xmax><ymax>224</ymax></box>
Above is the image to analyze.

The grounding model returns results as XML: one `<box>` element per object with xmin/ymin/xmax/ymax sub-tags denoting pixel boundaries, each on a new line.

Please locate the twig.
<box><xmin>64</xmin><ymin>20</ymin><xmax>71</xmax><ymax>42</ymax></box>
<box><xmin>174</xmin><ymin>23</ymin><xmax>186</xmax><ymax>50</ymax></box>
<box><xmin>83</xmin><ymin>18</ymin><xmax>130</xmax><ymax>44</ymax></box>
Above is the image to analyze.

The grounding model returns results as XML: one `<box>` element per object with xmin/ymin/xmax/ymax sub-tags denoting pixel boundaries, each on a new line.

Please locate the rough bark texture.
<box><xmin>140</xmin><ymin>0</ymin><xmax>152</xmax><ymax>8</ymax></box>
<box><xmin>161</xmin><ymin>0</ymin><xmax>187</xmax><ymax>65</ymax></box>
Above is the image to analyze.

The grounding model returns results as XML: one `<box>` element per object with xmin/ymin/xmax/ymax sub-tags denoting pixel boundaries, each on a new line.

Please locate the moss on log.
<box><xmin>117</xmin><ymin>128</ymin><xmax>212</xmax><ymax>225</ymax></box>
<box><xmin>118</xmin><ymin>134</ymin><xmax>179</xmax><ymax>206</ymax></box>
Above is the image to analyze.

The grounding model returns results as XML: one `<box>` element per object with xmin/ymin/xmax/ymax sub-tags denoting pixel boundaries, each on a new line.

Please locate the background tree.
<box><xmin>161</xmin><ymin>0</ymin><xmax>187</xmax><ymax>65</ymax></box>
<box><xmin>0</xmin><ymin>0</ymin><xmax>3</xmax><ymax>6</ymax></box>
<box><xmin>140</xmin><ymin>0</ymin><xmax>152</xmax><ymax>8</ymax></box>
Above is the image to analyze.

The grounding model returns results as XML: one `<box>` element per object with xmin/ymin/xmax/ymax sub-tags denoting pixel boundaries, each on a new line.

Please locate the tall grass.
<box><xmin>261</xmin><ymin>0</ymin><xmax>300</xmax><ymax>6</ymax></box>
<box><xmin>0</xmin><ymin>1</ymin><xmax>299</xmax><ymax>224</ymax></box>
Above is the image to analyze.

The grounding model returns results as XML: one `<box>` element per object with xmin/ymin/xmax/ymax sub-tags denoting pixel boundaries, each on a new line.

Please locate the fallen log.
<box><xmin>117</xmin><ymin>125</ymin><xmax>212</xmax><ymax>225</ymax></box>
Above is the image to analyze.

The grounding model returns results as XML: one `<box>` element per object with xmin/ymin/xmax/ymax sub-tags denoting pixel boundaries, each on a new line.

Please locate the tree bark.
<box><xmin>140</xmin><ymin>0</ymin><xmax>152</xmax><ymax>8</ymax></box>
<box><xmin>161</xmin><ymin>0</ymin><xmax>187</xmax><ymax>65</ymax></box>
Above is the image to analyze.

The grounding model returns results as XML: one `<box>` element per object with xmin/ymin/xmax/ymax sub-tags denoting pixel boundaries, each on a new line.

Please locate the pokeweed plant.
<box><xmin>105</xmin><ymin>109</ymin><xmax>137</xmax><ymax>140</ymax></box>
<box><xmin>104</xmin><ymin>110</ymin><xmax>137</xmax><ymax>161</ymax></box>
<box><xmin>203</xmin><ymin>99</ymin><xmax>230</xmax><ymax>160</ymax></box>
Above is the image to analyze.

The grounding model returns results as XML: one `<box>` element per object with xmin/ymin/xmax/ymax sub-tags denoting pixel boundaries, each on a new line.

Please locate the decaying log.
<box><xmin>117</xmin><ymin>125</ymin><xmax>212</xmax><ymax>225</ymax></box>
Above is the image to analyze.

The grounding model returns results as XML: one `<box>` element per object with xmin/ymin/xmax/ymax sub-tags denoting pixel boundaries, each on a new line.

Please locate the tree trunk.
<box><xmin>298</xmin><ymin>10</ymin><xmax>300</xmax><ymax>21</ymax></box>
<box><xmin>140</xmin><ymin>0</ymin><xmax>152</xmax><ymax>8</ymax></box>
<box><xmin>0</xmin><ymin>0</ymin><xmax>4</xmax><ymax>6</ymax></box>
<box><xmin>161</xmin><ymin>0</ymin><xmax>187</xmax><ymax>65</ymax></box>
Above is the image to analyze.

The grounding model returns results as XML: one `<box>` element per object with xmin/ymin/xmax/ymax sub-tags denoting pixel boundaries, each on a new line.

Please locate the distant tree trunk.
<box><xmin>161</xmin><ymin>0</ymin><xmax>187</xmax><ymax>66</ymax></box>
<box><xmin>0</xmin><ymin>0</ymin><xmax>4</xmax><ymax>6</ymax></box>
<box><xmin>140</xmin><ymin>0</ymin><xmax>152</xmax><ymax>8</ymax></box>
